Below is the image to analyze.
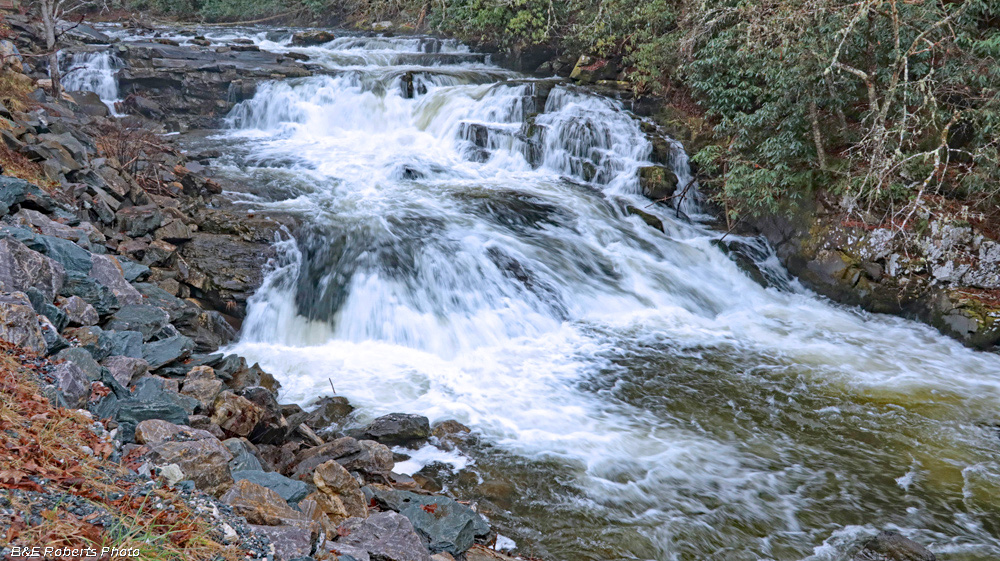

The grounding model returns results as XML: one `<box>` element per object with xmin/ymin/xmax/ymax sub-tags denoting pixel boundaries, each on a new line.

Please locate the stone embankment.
<box><xmin>0</xmin><ymin>18</ymin><xmax>518</xmax><ymax>561</ymax></box>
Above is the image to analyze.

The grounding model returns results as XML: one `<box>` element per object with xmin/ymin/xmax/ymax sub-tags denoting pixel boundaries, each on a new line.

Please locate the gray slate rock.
<box><xmin>354</xmin><ymin>413</ymin><xmax>430</xmax><ymax>445</ymax></box>
<box><xmin>105</xmin><ymin>304</ymin><xmax>171</xmax><ymax>341</ymax></box>
<box><xmin>101</xmin><ymin>355</ymin><xmax>149</xmax><ymax>387</ymax></box>
<box><xmin>0</xmin><ymin>237</ymin><xmax>65</xmax><ymax>301</ymax></box>
<box><xmin>60</xmin><ymin>271</ymin><xmax>119</xmax><ymax>316</ymax></box>
<box><xmin>224</xmin><ymin>438</ymin><xmax>265</xmax><ymax>472</ymax></box>
<box><xmin>334</xmin><ymin>511</ymin><xmax>431</xmax><ymax>561</ymax></box>
<box><xmin>58</xmin><ymin>295</ymin><xmax>99</xmax><ymax>326</ymax></box>
<box><xmin>54</xmin><ymin>346</ymin><xmax>103</xmax><ymax>380</ymax></box>
<box><xmin>1</xmin><ymin>226</ymin><xmax>93</xmax><ymax>275</ymax></box>
<box><xmin>142</xmin><ymin>334</ymin><xmax>195</xmax><ymax>370</ymax></box>
<box><xmin>0</xmin><ymin>292</ymin><xmax>47</xmax><ymax>354</ymax></box>
<box><xmin>249</xmin><ymin>524</ymin><xmax>315</xmax><ymax>561</ymax></box>
<box><xmin>368</xmin><ymin>488</ymin><xmax>489</xmax><ymax>556</ymax></box>
<box><xmin>232</xmin><ymin>469</ymin><xmax>310</xmax><ymax>505</ymax></box>
<box><xmin>48</xmin><ymin>361</ymin><xmax>90</xmax><ymax>408</ymax></box>
<box><xmin>0</xmin><ymin>176</ymin><xmax>57</xmax><ymax>214</ymax></box>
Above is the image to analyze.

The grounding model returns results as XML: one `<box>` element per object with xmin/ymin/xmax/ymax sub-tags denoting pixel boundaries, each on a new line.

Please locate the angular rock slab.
<box><xmin>334</xmin><ymin>511</ymin><xmax>431</xmax><ymax>561</ymax></box>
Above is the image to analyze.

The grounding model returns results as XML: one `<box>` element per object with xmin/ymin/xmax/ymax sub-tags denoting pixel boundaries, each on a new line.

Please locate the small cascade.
<box><xmin>61</xmin><ymin>50</ymin><xmax>122</xmax><ymax>113</ymax></box>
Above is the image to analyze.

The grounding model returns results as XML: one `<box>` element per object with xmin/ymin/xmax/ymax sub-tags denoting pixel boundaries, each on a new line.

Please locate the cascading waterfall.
<box><xmin>61</xmin><ymin>50</ymin><xmax>122</xmax><ymax>113</ymax></box>
<box><xmin>190</xmin><ymin>30</ymin><xmax>1000</xmax><ymax>561</ymax></box>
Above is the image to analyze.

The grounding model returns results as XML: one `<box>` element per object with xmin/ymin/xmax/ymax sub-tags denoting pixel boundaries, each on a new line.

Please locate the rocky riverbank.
<box><xmin>0</xmin><ymin>16</ymin><xmax>523</xmax><ymax>561</ymax></box>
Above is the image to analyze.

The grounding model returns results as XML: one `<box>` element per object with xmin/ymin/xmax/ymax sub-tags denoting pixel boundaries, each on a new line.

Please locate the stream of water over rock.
<box><xmin>80</xmin><ymin>28</ymin><xmax>1000</xmax><ymax>561</ymax></box>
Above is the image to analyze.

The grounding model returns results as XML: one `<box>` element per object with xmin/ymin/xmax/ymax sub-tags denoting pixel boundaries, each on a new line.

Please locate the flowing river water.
<box><xmin>81</xmin><ymin>28</ymin><xmax>1000</xmax><ymax>561</ymax></box>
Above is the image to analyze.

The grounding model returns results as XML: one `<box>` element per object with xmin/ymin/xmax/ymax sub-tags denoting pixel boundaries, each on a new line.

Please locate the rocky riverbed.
<box><xmin>0</xmin><ymin>12</ymin><xmax>994</xmax><ymax>561</ymax></box>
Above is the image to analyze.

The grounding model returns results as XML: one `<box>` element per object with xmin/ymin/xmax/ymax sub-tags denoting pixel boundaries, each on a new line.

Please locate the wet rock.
<box><xmin>854</xmin><ymin>530</ymin><xmax>936</xmax><ymax>561</ymax></box>
<box><xmin>233</xmin><ymin>469</ymin><xmax>310</xmax><ymax>505</ymax></box>
<box><xmin>221</xmin><ymin>479</ymin><xmax>313</xmax><ymax>525</ymax></box>
<box><xmin>116</xmin><ymin>204</ymin><xmax>163</xmax><ymax>237</ymax></box>
<box><xmin>0</xmin><ymin>237</ymin><xmax>65</xmax><ymax>301</ymax></box>
<box><xmin>240</xmin><ymin>386</ymin><xmax>287</xmax><ymax>444</ymax></box>
<box><xmin>307</xmin><ymin>396</ymin><xmax>354</xmax><ymax>431</ymax></box>
<box><xmin>149</xmin><ymin>437</ymin><xmax>234</xmax><ymax>495</ymax></box>
<box><xmin>105</xmin><ymin>304</ymin><xmax>170</xmax><ymax>341</ymax></box>
<box><xmin>569</xmin><ymin>55</ymin><xmax>619</xmax><ymax>85</ymax></box>
<box><xmin>0</xmin><ymin>292</ymin><xmax>46</xmax><ymax>353</ymax></box>
<box><xmin>179</xmin><ymin>232</ymin><xmax>275</xmax><ymax>311</ymax></box>
<box><xmin>313</xmin><ymin>460</ymin><xmax>368</xmax><ymax>518</ymax></box>
<box><xmin>101</xmin><ymin>355</ymin><xmax>149</xmax><ymax>387</ymax></box>
<box><xmin>291</xmin><ymin>30</ymin><xmax>336</xmax><ymax>45</ymax></box>
<box><xmin>638</xmin><ymin>165</ymin><xmax>677</xmax><ymax>201</ymax></box>
<box><xmin>354</xmin><ymin>413</ymin><xmax>431</xmax><ymax>445</ymax></box>
<box><xmin>212</xmin><ymin>391</ymin><xmax>264</xmax><ymax>437</ymax></box>
<box><xmin>292</xmin><ymin>437</ymin><xmax>392</xmax><ymax>482</ymax></box>
<box><xmin>57</xmin><ymin>295</ymin><xmax>98</xmax><ymax>326</ymax></box>
<box><xmin>625</xmin><ymin>205</ymin><xmax>664</xmax><ymax>232</ymax></box>
<box><xmin>368</xmin><ymin>488</ymin><xmax>490</xmax><ymax>556</ymax></box>
<box><xmin>181</xmin><ymin>365</ymin><xmax>224</xmax><ymax>412</ymax></box>
<box><xmin>333</xmin><ymin>511</ymin><xmax>431</xmax><ymax>561</ymax></box>
<box><xmin>142</xmin><ymin>334</ymin><xmax>195</xmax><ymax>370</ymax></box>
<box><xmin>48</xmin><ymin>361</ymin><xmax>90</xmax><ymax>408</ymax></box>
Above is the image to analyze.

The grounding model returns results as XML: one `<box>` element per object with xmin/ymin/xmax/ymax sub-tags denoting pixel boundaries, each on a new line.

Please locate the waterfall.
<box><xmin>182</xmin><ymin>31</ymin><xmax>1000</xmax><ymax>561</ymax></box>
<box><xmin>61</xmin><ymin>51</ymin><xmax>122</xmax><ymax>114</ymax></box>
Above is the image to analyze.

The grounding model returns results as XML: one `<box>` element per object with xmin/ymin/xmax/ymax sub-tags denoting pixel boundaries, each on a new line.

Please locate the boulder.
<box><xmin>354</xmin><ymin>413</ymin><xmax>430</xmax><ymax>445</ymax></box>
<box><xmin>248</xmin><ymin>524</ymin><xmax>316</xmax><ymax>561</ymax></box>
<box><xmin>89</xmin><ymin>254</ymin><xmax>143</xmax><ymax>306</ymax></box>
<box><xmin>2</xmin><ymin>226</ymin><xmax>93</xmax><ymax>276</ymax></box>
<box><xmin>568</xmin><ymin>55</ymin><xmax>619</xmax><ymax>84</ymax></box>
<box><xmin>142</xmin><ymin>334</ymin><xmax>195</xmax><ymax>370</ymax></box>
<box><xmin>135</xmin><ymin>419</ymin><xmax>218</xmax><ymax>446</ymax></box>
<box><xmin>220</xmin><ymin>479</ymin><xmax>313</xmax><ymax>526</ymax></box>
<box><xmin>233</xmin><ymin>469</ymin><xmax>310</xmax><ymax>505</ymax></box>
<box><xmin>181</xmin><ymin>366</ymin><xmax>224</xmax><ymax>412</ymax></box>
<box><xmin>0</xmin><ymin>237</ymin><xmax>65</xmax><ymax>301</ymax></box>
<box><xmin>60</xmin><ymin>272</ymin><xmax>118</xmax><ymax>316</ymax></box>
<box><xmin>308</xmin><ymin>396</ymin><xmax>354</xmax><ymax>431</ymax></box>
<box><xmin>57</xmin><ymin>295</ymin><xmax>98</xmax><ymax>326</ymax></box>
<box><xmin>211</xmin><ymin>391</ymin><xmax>264</xmax><ymax>437</ymax></box>
<box><xmin>638</xmin><ymin>165</ymin><xmax>678</xmax><ymax>201</ymax></box>
<box><xmin>115</xmin><ymin>205</ymin><xmax>163</xmax><ymax>237</ymax></box>
<box><xmin>48</xmin><ymin>361</ymin><xmax>90</xmax><ymax>408</ymax></box>
<box><xmin>67</xmin><ymin>91</ymin><xmax>110</xmax><ymax>117</ymax></box>
<box><xmin>154</xmin><ymin>219</ymin><xmax>193</xmax><ymax>243</ymax></box>
<box><xmin>368</xmin><ymin>488</ymin><xmax>489</xmax><ymax>556</ymax></box>
<box><xmin>62</xmin><ymin>326</ymin><xmax>115</xmax><ymax>361</ymax></box>
<box><xmin>100</xmin><ymin>355</ymin><xmax>149</xmax><ymax>387</ymax></box>
<box><xmin>854</xmin><ymin>531</ymin><xmax>936</xmax><ymax>561</ymax></box>
<box><xmin>313</xmin><ymin>460</ymin><xmax>368</xmax><ymax>518</ymax></box>
<box><xmin>0</xmin><ymin>292</ymin><xmax>46</xmax><ymax>353</ymax></box>
<box><xmin>148</xmin><ymin>437</ymin><xmax>234</xmax><ymax>495</ymax></box>
<box><xmin>224</xmin><ymin>437</ymin><xmax>266</xmax><ymax>472</ymax></box>
<box><xmin>105</xmin><ymin>304</ymin><xmax>170</xmax><ymax>341</ymax></box>
<box><xmin>291</xmin><ymin>30</ymin><xmax>336</xmax><ymax>45</ymax></box>
<box><xmin>0</xmin><ymin>177</ymin><xmax>57</xmax><ymax>215</ymax></box>
<box><xmin>333</xmin><ymin>512</ymin><xmax>431</xmax><ymax>561</ymax></box>
<box><xmin>54</xmin><ymin>347</ymin><xmax>102</xmax><ymax>380</ymax></box>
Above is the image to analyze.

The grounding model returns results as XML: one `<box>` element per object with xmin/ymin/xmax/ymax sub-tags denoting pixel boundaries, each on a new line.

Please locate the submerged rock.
<box><xmin>854</xmin><ymin>530</ymin><xmax>936</xmax><ymax>561</ymax></box>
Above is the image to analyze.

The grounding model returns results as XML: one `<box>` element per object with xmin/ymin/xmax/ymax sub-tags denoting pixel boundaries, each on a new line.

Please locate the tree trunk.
<box><xmin>39</xmin><ymin>0</ymin><xmax>63</xmax><ymax>100</ymax></box>
<box><xmin>810</xmin><ymin>98</ymin><xmax>827</xmax><ymax>170</ymax></box>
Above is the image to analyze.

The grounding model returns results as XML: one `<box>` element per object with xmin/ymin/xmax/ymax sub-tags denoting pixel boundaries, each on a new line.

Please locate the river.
<box><xmin>78</xmin><ymin>28</ymin><xmax>1000</xmax><ymax>561</ymax></box>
